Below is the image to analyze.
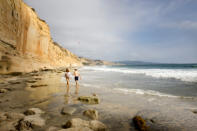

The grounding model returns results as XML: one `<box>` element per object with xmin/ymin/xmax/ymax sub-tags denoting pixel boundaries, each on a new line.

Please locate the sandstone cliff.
<box><xmin>0</xmin><ymin>0</ymin><xmax>81</xmax><ymax>74</ymax></box>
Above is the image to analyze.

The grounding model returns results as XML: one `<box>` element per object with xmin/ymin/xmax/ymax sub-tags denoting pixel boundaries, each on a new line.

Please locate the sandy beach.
<box><xmin>1</xmin><ymin>68</ymin><xmax>197</xmax><ymax>131</ymax></box>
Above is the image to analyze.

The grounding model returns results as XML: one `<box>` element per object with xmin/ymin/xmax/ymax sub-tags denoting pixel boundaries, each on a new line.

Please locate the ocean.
<box><xmin>80</xmin><ymin>64</ymin><xmax>197</xmax><ymax>98</ymax></box>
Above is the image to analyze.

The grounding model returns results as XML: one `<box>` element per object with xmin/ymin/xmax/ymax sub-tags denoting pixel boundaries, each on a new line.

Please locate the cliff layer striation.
<box><xmin>0</xmin><ymin>0</ymin><xmax>81</xmax><ymax>74</ymax></box>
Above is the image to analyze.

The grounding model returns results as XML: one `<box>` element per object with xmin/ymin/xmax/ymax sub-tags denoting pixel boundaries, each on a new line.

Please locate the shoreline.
<box><xmin>0</xmin><ymin>69</ymin><xmax>197</xmax><ymax>131</ymax></box>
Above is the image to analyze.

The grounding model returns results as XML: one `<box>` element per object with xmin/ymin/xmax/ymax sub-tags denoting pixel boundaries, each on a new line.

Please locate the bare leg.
<box><xmin>66</xmin><ymin>79</ymin><xmax>70</xmax><ymax>95</ymax></box>
<box><xmin>75</xmin><ymin>81</ymin><xmax>79</xmax><ymax>94</ymax></box>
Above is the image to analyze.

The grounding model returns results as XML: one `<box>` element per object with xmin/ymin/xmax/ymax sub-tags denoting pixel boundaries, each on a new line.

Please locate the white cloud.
<box><xmin>24</xmin><ymin>0</ymin><xmax>197</xmax><ymax>62</ymax></box>
<box><xmin>161</xmin><ymin>20</ymin><xmax>197</xmax><ymax>30</ymax></box>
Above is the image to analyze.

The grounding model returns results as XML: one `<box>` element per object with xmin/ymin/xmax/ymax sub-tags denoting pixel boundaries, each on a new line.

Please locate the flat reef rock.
<box><xmin>78</xmin><ymin>96</ymin><xmax>100</xmax><ymax>104</ymax></box>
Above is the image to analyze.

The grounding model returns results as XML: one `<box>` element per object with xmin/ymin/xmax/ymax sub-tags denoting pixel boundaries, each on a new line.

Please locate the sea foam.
<box><xmin>82</xmin><ymin>66</ymin><xmax>197</xmax><ymax>82</ymax></box>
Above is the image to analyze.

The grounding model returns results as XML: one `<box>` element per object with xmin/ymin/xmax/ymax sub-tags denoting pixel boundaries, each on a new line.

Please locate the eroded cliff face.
<box><xmin>0</xmin><ymin>0</ymin><xmax>81</xmax><ymax>73</ymax></box>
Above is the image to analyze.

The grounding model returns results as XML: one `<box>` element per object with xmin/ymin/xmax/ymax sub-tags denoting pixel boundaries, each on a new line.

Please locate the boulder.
<box><xmin>63</xmin><ymin>118</ymin><xmax>107</xmax><ymax>131</ymax></box>
<box><xmin>0</xmin><ymin>89</ymin><xmax>8</xmax><ymax>93</ymax></box>
<box><xmin>133</xmin><ymin>116</ymin><xmax>149</xmax><ymax>131</ymax></box>
<box><xmin>78</xmin><ymin>96</ymin><xmax>99</xmax><ymax>104</ymax></box>
<box><xmin>23</xmin><ymin>115</ymin><xmax>45</xmax><ymax>127</ymax></box>
<box><xmin>5</xmin><ymin>112</ymin><xmax>25</xmax><ymax>120</ymax></box>
<box><xmin>24</xmin><ymin>108</ymin><xmax>44</xmax><ymax>116</ymax></box>
<box><xmin>64</xmin><ymin>118</ymin><xmax>89</xmax><ymax>128</ymax></box>
<box><xmin>24</xmin><ymin>110</ymin><xmax>36</xmax><ymax>116</ymax></box>
<box><xmin>61</xmin><ymin>107</ymin><xmax>76</xmax><ymax>115</ymax></box>
<box><xmin>83</xmin><ymin>109</ymin><xmax>98</xmax><ymax>120</ymax></box>
<box><xmin>16</xmin><ymin>119</ymin><xmax>33</xmax><ymax>131</ymax></box>
<box><xmin>0</xmin><ymin>112</ymin><xmax>7</xmax><ymax>122</ymax></box>
<box><xmin>89</xmin><ymin>120</ymin><xmax>107</xmax><ymax>131</ymax></box>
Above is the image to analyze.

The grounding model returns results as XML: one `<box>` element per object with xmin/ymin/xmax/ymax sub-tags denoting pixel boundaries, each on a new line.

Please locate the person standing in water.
<box><xmin>74</xmin><ymin>69</ymin><xmax>81</xmax><ymax>94</ymax></box>
<box><xmin>65</xmin><ymin>68</ymin><xmax>71</xmax><ymax>94</ymax></box>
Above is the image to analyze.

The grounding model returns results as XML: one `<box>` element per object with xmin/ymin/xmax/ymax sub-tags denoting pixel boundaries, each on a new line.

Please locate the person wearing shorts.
<box><xmin>74</xmin><ymin>69</ymin><xmax>81</xmax><ymax>94</ymax></box>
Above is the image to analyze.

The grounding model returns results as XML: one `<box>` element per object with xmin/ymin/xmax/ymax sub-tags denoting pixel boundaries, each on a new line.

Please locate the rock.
<box><xmin>31</xmin><ymin>84</ymin><xmax>48</xmax><ymax>88</ymax></box>
<box><xmin>24</xmin><ymin>108</ymin><xmax>45</xmax><ymax>116</ymax></box>
<box><xmin>26</xmin><ymin>80</ymin><xmax>37</xmax><ymax>83</ymax></box>
<box><xmin>83</xmin><ymin>109</ymin><xmax>98</xmax><ymax>120</ymax></box>
<box><xmin>7</xmin><ymin>72</ymin><xmax>23</xmax><ymax>76</ymax></box>
<box><xmin>192</xmin><ymin>110</ymin><xmax>197</xmax><ymax>114</ymax></box>
<box><xmin>64</xmin><ymin>118</ymin><xmax>89</xmax><ymax>128</ymax></box>
<box><xmin>61</xmin><ymin>107</ymin><xmax>76</xmax><ymax>115</ymax></box>
<box><xmin>92</xmin><ymin>93</ymin><xmax>97</xmax><ymax>97</ymax></box>
<box><xmin>5</xmin><ymin>112</ymin><xmax>24</xmax><ymax>120</ymax></box>
<box><xmin>23</xmin><ymin>115</ymin><xmax>45</xmax><ymax>127</ymax></box>
<box><xmin>46</xmin><ymin>126</ymin><xmax>60</xmax><ymax>131</ymax></box>
<box><xmin>34</xmin><ymin>78</ymin><xmax>42</xmax><ymax>80</ymax></box>
<box><xmin>0</xmin><ymin>112</ymin><xmax>7</xmax><ymax>121</ymax></box>
<box><xmin>40</xmin><ymin>68</ymin><xmax>54</xmax><ymax>72</ymax></box>
<box><xmin>58</xmin><ymin>127</ymin><xmax>93</xmax><ymax>131</ymax></box>
<box><xmin>78</xmin><ymin>96</ymin><xmax>100</xmax><ymax>104</ymax></box>
<box><xmin>0</xmin><ymin>89</ymin><xmax>8</xmax><ymax>93</ymax></box>
<box><xmin>16</xmin><ymin>119</ymin><xmax>33</xmax><ymax>131</ymax></box>
<box><xmin>133</xmin><ymin>116</ymin><xmax>149</xmax><ymax>131</ymax></box>
<box><xmin>0</xmin><ymin>121</ymin><xmax>18</xmax><ymax>131</ymax></box>
<box><xmin>24</xmin><ymin>110</ymin><xmax>36</xmax><ymax>116</ymax></box>
<box><xmin>63</xmin><ymin>118</ymin><xmax>107</xmax><ymax>131</ymax></box>
<box><xmin>8</xmin><ymin>81</ymin><xmax>21</xmax><ymax>84</ymax></box>
<box><xmin>89</xmin><ymin>120</ymin><xmax>107</xmax><ymax>131</ymax></box>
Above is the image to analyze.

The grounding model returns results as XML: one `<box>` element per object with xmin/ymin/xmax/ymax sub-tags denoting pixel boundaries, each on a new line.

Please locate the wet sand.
<box><xmin>1</xmin><ymin>70</ymin><xmax>197</xmax><ymax>131</ymax></box>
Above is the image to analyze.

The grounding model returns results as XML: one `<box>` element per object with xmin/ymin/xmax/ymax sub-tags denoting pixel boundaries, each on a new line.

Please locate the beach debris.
<box><xmin>63</xmin><ymin>118</ymin><xmax>107</xmax><ymax>131</ymax></box>
<box><xmin>0</xmin><ymin>89</ymin><xmax>8</xmax><ymax>93</ymax></box>
<box><xmin>133</xmin><ymin>116</ymin><xmax>149</xmax><ymax>131</ymax></box>
<box><xmin>31</xmin><ymin>84</ymin><xmax>48</xmax><ymax>88</ymax></box>
<box><xmin>78</xmin><ymin>96</ymin><xmax>100</xmax><ymax>104</ymax></box>
<box><xmin>24</xmin><ymin>108</ymin><xmax>45</xmax><ymax>116</ymax></box>
<box><xmin>83</xmin><ymin>109</ymin><xmax>98</xmax><ymax>120</ymax></box>
<box><xmin>61</xmin><ymin>107</ymin><xmax>76</xmax><ymax>115</ymax></box>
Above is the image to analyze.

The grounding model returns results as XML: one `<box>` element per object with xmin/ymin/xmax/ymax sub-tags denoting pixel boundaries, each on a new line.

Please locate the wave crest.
<box><xmin>82</xmin><ymin>66</ymin><xmax>197</xmax><ymax>82</ymax></box>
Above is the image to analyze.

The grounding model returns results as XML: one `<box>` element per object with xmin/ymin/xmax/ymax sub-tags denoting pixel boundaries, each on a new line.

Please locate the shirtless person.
<box><xmin>73</xmin><ymin>69</ymin><xmax>81</xmax><ymax>94</ymax></box>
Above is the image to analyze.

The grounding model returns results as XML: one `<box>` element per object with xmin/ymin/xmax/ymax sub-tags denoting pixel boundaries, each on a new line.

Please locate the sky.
<box><xmin>24</xmin><ymin>0</ymin><xmax>197</xmax><ymax>63</ymax></box>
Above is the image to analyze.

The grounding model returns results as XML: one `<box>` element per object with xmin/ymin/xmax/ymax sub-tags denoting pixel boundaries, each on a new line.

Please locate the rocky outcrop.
<box><xmin>133</xmin><ymin>116</ymin><xmax>149</xmax><ymax>131</ymax></box>
<box><xmin>0</xmin><ymin>0</ymin><xmax>81</xmax><ymax>74</ymax></box>
<box><xmin>83</xmin><ymin>109</ymin><xmax>99</xmax><ymax>120</ymax></box>
<box><xmin>79</xmin><ymin>57</ymin><xmax>117</xmax><ymax>66</ymax></box>
<box><xmin>63</xmin><ymin>118</ymin><xmax>107</xmax><ymax>131</ymax></box>
<box><xmin>78</xmin><ymin>96</ymin><xmax>100</xmax><ymax>104</ymax></box>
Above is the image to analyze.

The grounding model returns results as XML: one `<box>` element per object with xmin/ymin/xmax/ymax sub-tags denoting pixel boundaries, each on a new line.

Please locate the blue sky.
<box><xmin>24</xmin><ymin>0</ymin><xmax>197</xmax><ymax>63</ymax></box>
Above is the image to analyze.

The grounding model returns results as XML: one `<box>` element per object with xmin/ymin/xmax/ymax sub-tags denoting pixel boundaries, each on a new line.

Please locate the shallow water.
<box><xmin>17</xmin><ymin>69</ymin><xmax>197</xmax><ymax>131</ymax></box>
<box><xmin>81</xmin><ymin>66</ymin><xmax>197</xmax><ymax>98</ymax></box>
